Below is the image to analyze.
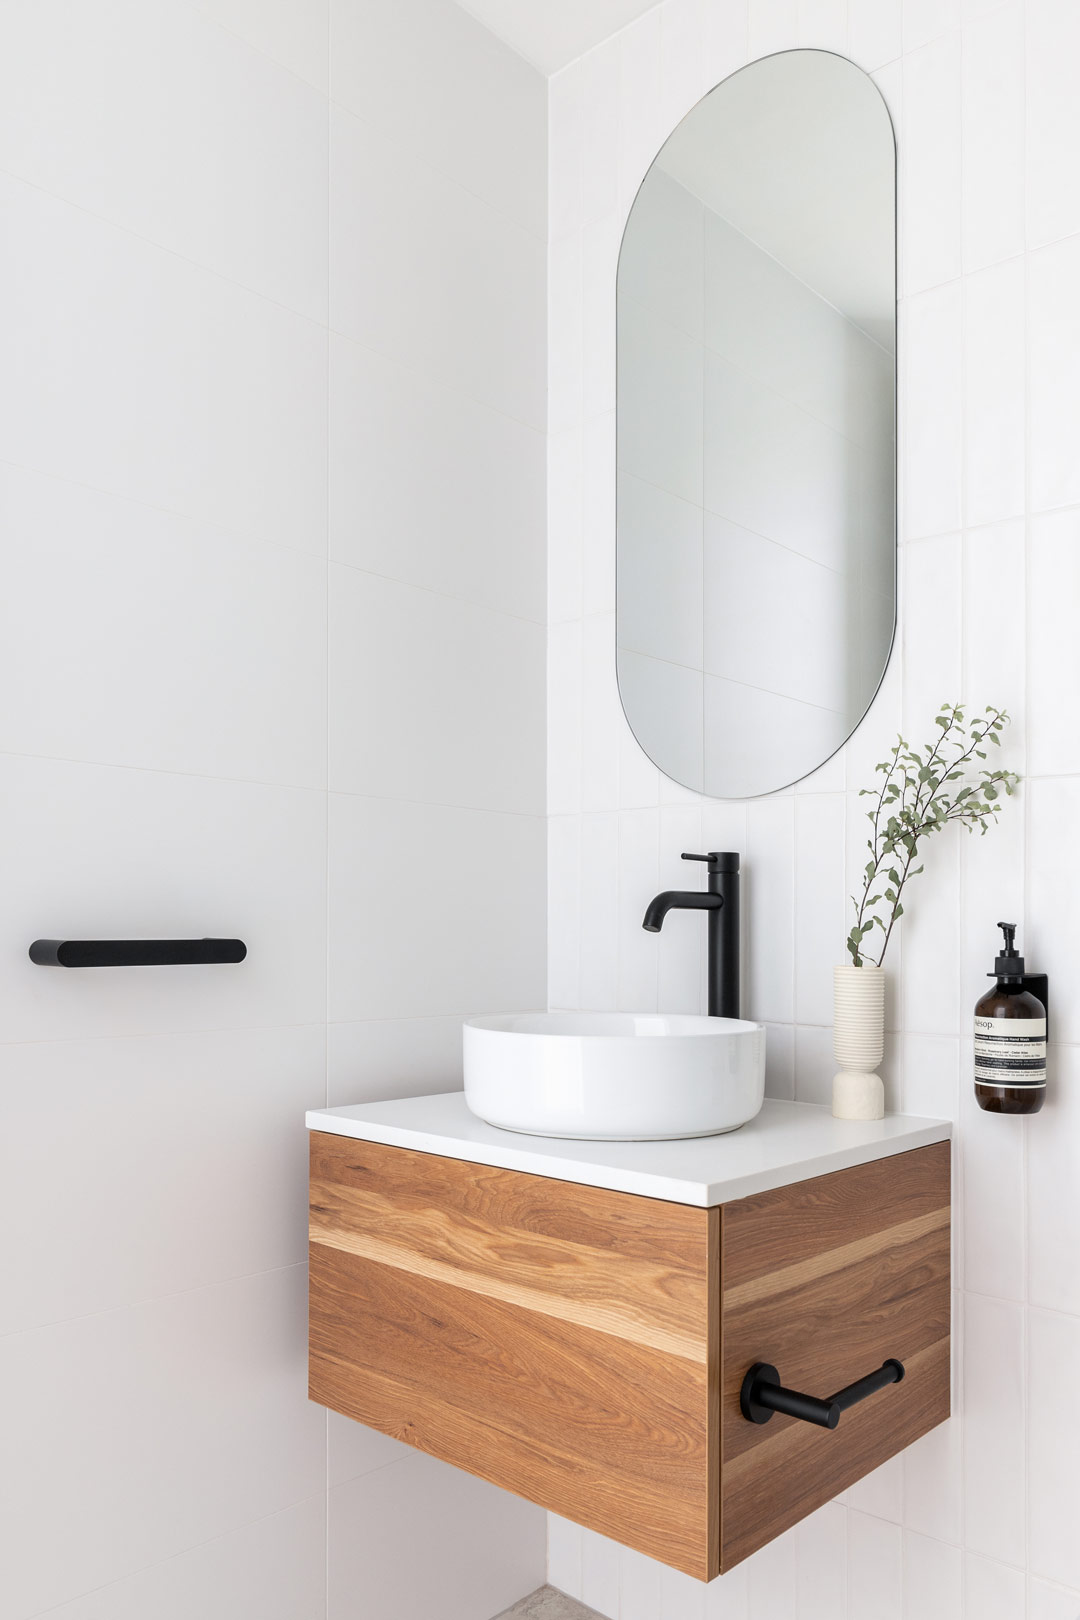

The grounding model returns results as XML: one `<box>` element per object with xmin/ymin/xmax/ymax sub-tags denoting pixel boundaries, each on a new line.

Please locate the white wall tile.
<box><xmin>619</xmin><ymin>1543</ymin><xmax>663</xmax><ymax>1620</ymax></box>
<box><xmin>903</xmin><ymin>1033</ymin><xmax>960</xmax><ymax>1121</ymax></box>
<box><xmin>584</xmin><ymin>411</ymin><xmax>618</xmax><ymax>617</ymax></box>
<box><xmin>0</xmin><ymin>1025</ymin><xmax>324</xmax><ymax>1336</ymax></box>
<box><xmin>1028</xmin><ymin>777</ymin><xmax>1080</xmax><ymax>1046</ymax></box>
<box><xmin>797</xmin><ymin>0</ymin><xmax>847</xmax><ymax>52</ymax></box>
<box><xmin>0</xmin><ymin>0</ymin><xmax>329</xmax><ymax>318</ymax></box>
<box><xmin>329</xmin><ymin>335</ymin><xmax>546</xmax><ymax>623</ymax></box>
<box><xmin>550</xmin><ymin>619</ymin><xmax>585</xmax><ymax>815</ymax></box>
<box><xmin>962</xmin><ymin>1293</ymin><xmax>1026</xmax><ymax>1567</ymax></box>
<box><xmin>903</xmin><ymin>1414</ymin><xmax>962</xmax><ymax>1545</ymax></box>
<box><xmin>549</xmin><ymin>817</ymin><xmax>583</xmax><ymax>1008</ymax></box>
<box><xmin>794</xmin><ymin>794</ymin><xmax>847</xmax><ymax>1025</ymax></box>
<box><xmin>581</xmin><ymin>44</ymin><xmax>620</xmax><ymax>227</ymax></box>
<box><xmin>549</xmin><ymin>1515</ymin><xmax>584</xmax><ymax>1600</ymax></box>
<box><xmin>906</xmin><ymin>0</ymin><xmax>961</xmax><ymax>50</ymax></box>
<box><xmin>617</xmin><ymin>9</ymin><xmax>664</xmax><ymax>210</ymax></box>
<box><xmin>582</xmin><ymin>1531</ymin><xmax>622</xmax><ymax>1617</ymax></box>
<box><xmin>763</xmin><ymin>1022</ymin><xmax>795</xmax><ymax>1101</ymax></box>
<box><xmin>964</xmin><ymin>257</ymin><xmax>1026</xmax><ymax>527</ymax></box>
<box><xmin>962</xmin><ymin>1</ymin><xmax>1025</xmax><ymax>271</ymax></box>
<box><xmin>549</xmin><ymin>230</ymin><xmax>585</xmax><ymax>437</ymax></box>
<box><xmin>654</xmin><ymin>806</ymin><xmax>705</xmax><ymax>1013</ymax></box>
<box><xmin>549</xmin><ymin>63</ymin><xmax>584</xmax><ymax>242</ymax></box>
<box><xmin>617</xmin><ymin>809</ymin><xmax>661</xmax><ymax>1010</ymax></box>
<box><xmin>661</xmin><ymin>1561</ymin><xmax>707</xmax><ymax>1620</ymax></box>
<box><xmin>1026</xmin><ymin>0</ymin><xmax>1080</xmax><ymax>249</ymax></box>
<box><xmin>330</xmin><ymin>105</ymin><xmax>545</xmax><ymax>431</ymax></box>
<box><xmin>579</xmin><ymin>813</ymin><xmax>620</xmax><ymax>1010</ymax></box>
<box><xmin>903</xmin><ymin>1530</ymin><xmax>962</xmax><ymax>1620</ymax></box>
<box><xmin>849</xmin><ymin>0</ymin><xmax>902</xmax><ymax>69</ymax></box>
<box><xmin>0</xmin><ymin>467</ymin><xmax>327</xmax><ymax>788</ymax></box>
<box><xmin>328</xmin><ymin>565</ymin><xmax>544</xmax><ymax>815</ymax></box>
<box><xmin>748</xmin><ymin>0</ymin><xmax>798</xmax><ymax>57</ymax></box>
<box><xmin>326</xmin><ymin>1015</ymin><xmax>464</xmax><ymax>1108</ymax></box>
<box><xmin>328</xmin><ymin>1453</ymin><xmax>545</xmax><ymax>1620</ymax></box>
<box><xmin>584</xmin><ymin>614</ymin><xmax>622</xmax><ymax>810</ymax></box>
<box><xmin>40</xmin><ymin>1494</ymin><xmax>327</xmax><ymax>1620</ymax></box>
<box><xmin>793</xmin><ymin>1502</ymin><xmax>846</xmax><ymax>1620</ymax></box>
<box><xmin>1029</xmin><ymin>1309</ymin><xmax>1080</xmax><ymax>1591</ymax></box>
<box><xmin>746</xmin><ymin>797</ymin><xmax>796</xmax><ymax>1026</ymax></box>
<box><xmin>1027</xmin><ymin>1045</ymin><xmax>1080</xmax><ymax>1315</ymax></box>
<box><xmin>1029</xmin><ymin>1579</ymin><xmax>1080</xmax><ymax>1620</ymax></box>
<box><xmin>0</xmin><ymin>175</ymin><xmax>328</xmax><ymax>552</ymax></box>
<box><xmin>195</xmin><ymin>0</ymin><xmax>326</xmax><ymax>86</ymax></box>
<box><xmin>0</xmin><ymin>754</ymin><xmax>326</xmax><ymax>1045</ymax></box>
<box><xmin>328</xmin><ymin>1409</ymin><xmax>412</xmax><ymax>1488</ymax></box>
<box><xmin>328</xmin><ymin>794</ymin><xmax>545</xmax><ymax>1022</ymax></box>
<box><xmin>904</xmin><ymin>285</ymin><xmax>963</xmax><ymax>538</ymax></box>
<box><xmin>847</xmin><ymin>1511</ymin><xmax>902</xmax><ymax>1620</ymax></box>
<box><xmin>0</xmin><ymin>1267</ymin><xmax>323</xmax><ymax>1619</ymax></box>
<box><xmin>1029</xmin><ymin>235</ymin><xmax>1080</xmax><ymax>513</ymax></box>
<box><xmin>841</xmin><ymin>1452</ymin><xmax>904</xmax><ymax>1522</ymax></box>
<box><xmin>330</xmin><ymin>0</ymin><xmax>547</xmax><ymax>239</ymax></box>
<box><xmin>746</xmin><ymin>1527</ymin><xmax>796</xmax><ymax>1620</ymax></box>
<box><xmin>794</xmin><ymin>1023</ymin><xmax>836</xmax><ymax>1107</ymax></box>
<box><xmin>964</xmin><ymin>1554</ymin><xmax>1027</xmax><ymax>1620</ymax></box>
<box><xmin>904</xmin><ymin>32</ymin><xmax>962</xmax><ymax>293</ymax></box>
<box><xmin>960</xmin><ymin>1072</ymin><xmax>1026</xmax><ymax>1301</ymax></box>
<box><xmin>1028</xmin><ymin>508</ymin><xmax>1080</xmax><ymax>776</ymax></box>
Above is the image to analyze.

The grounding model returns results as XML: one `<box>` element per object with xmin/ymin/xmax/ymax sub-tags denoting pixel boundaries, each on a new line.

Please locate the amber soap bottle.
<box><xmin>974</xmin><ymin>922</ymin><xmax>1046</xmax><ymax>1114</ymax></box>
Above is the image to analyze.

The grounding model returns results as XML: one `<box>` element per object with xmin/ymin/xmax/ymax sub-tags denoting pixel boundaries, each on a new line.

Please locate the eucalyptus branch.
<box><xmin>847</xmin><ymin>703</ymin><xmax>1020</xmax><ymax>968</ymax></box>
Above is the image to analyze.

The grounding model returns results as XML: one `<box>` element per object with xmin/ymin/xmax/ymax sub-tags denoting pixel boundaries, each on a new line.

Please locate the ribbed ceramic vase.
<box><xmin>832</xmin><ymin>964</ymin><xmax>885</xmax><ymax>1120</ymax></box>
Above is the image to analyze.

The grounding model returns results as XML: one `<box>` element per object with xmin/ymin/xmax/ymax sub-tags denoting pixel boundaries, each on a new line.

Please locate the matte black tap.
<box><xmin>642</xmin><ymin>852</ymin><xmax>741</xmax><ymax>1018</ymax></box>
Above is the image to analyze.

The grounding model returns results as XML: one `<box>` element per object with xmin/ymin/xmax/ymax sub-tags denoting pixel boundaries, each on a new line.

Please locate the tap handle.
<box><xmin>681</xmin><ymin>851</ymin><xmax>740</xmax><ymax>872</ymax></box>
<box><xmin>681</xmin><ymin>852</ymin><xmax>710</xmax><ymax>863</ymax></box>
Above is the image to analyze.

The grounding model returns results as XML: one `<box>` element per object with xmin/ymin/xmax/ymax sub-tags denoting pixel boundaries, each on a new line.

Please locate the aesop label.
<box><xmin>974</xmin><ymin>1016</ymin><xmax>1046</xmax><ymax>1086</ymax></box>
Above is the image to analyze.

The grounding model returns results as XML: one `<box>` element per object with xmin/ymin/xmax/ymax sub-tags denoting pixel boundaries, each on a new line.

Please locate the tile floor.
<box><xmin>492</xmin><ymin>1587</ymin><xmax>605</xmax><ymax>1620</ymax></box>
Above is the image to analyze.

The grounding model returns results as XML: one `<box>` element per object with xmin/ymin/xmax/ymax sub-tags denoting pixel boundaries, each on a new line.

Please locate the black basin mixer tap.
<box><xmin>642</xmin><ymin>852</ymin><xmax>741</xmax><ymax>1019</ymax></box>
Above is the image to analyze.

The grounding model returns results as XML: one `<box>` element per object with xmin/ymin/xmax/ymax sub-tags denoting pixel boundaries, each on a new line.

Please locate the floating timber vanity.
<box><xmin>307</xmin><ymin>1095</ymin><xmax>951</xmax><ymax>1581</ymax></box>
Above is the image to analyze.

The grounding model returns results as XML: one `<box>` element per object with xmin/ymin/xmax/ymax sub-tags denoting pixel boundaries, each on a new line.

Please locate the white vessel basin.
<box><xmin>463</xmin><ymin>1012</ymin><xmax>766</xmax><ymax>1141</ymax></box>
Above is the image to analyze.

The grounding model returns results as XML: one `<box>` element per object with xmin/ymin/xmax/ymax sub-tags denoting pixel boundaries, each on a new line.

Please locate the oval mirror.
<box><xmin>616</xmin><ymin>50</ymin><xmax>896</xmax><ymax>798</ymax></box>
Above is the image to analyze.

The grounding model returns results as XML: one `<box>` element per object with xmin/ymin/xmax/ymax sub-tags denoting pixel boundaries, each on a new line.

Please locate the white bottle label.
<box><xmin>974</xmin><ymin>1016</ymin><xmax>1046</xmax><ymax>1086</ymax></box>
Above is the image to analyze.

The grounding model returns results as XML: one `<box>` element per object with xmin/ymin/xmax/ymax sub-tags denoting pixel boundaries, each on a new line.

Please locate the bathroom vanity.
<box><xmin>307</xmin><ymin>1097</ymin><xmax>951</xmax><ymax>1580</ymax></box>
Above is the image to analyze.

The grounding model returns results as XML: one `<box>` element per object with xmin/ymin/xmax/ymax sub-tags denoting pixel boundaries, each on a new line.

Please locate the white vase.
<box><xmin>832</xmin><ymin>964</ymin><xmax>886</xmax><ymax>1120</ymax></box>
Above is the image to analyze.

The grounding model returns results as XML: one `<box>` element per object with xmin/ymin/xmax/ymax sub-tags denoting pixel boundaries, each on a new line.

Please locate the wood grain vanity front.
<box><xmin>309</xmin><ymin>1133</ymin><xmax>950</xmax><ymax>1580</ymax></box>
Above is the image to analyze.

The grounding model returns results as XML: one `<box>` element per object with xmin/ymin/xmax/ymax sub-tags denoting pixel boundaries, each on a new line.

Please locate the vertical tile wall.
<box><xmin>0</xmin><ymin>1</ymin><xmax>547</xmax><ymax>1617</ymax></box>
<box><xmin>547</xmin><ymin>1</ymin><xmax>1080</xmax><ymax>1616</ymax></box>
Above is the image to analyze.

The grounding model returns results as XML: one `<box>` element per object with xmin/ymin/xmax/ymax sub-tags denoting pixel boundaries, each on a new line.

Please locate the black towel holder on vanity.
<box><xmin>740</xmin><ymin>1358</ymin><xmax>905</xmax><ymax>1431</ymax></box>
<box><xmin>29</xmin><ymin>939</ymin><xmax>247</xmax><ymax>967</ymax></box>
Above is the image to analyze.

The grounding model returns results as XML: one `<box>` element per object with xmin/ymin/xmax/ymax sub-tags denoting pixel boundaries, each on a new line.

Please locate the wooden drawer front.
<box><xmin>719</xmin><ymin>1142</ymin><xmax>951</xmax><ymax>1569</ymax></box>
<box><xmin>309</xmin><ymin>1133</ymin><xmax>720</xmax><ymax>1579</ymax></box>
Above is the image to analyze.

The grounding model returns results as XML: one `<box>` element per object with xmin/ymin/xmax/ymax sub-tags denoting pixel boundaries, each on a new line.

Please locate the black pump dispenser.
<box><xmin>974</xmin><ymin>921</ymin><xmax>1046</xmax><ymax>1114</ymax></box>
<box><xmin>992</xmin><ymin>921</ymin><xmax>1024</xmax><ymax>982</ymax></box>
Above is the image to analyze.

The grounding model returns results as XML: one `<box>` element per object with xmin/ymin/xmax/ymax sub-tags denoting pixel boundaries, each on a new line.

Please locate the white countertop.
<box><xmin>305</xmin><ymin>1092</ymin><xmax>951</xmax><ymax>1207</ymax></box>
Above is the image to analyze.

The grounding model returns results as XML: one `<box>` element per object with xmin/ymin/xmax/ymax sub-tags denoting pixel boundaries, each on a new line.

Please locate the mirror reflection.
<box><xmin>616</xmin><ymin>50</ymin><xmax>896</xmax><ymax>798</ymax></box>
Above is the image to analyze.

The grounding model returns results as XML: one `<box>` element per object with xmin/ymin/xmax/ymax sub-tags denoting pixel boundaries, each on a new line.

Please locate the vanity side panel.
<box><xmin>719</xmin><ymin>1141</ymin><xmax>951</xmax><ymax>1570</ymax></box>
<box><xmin>309</xmin><ymin>1133</ymin><xmax>716</xmax><ymax>1578</ymax></box>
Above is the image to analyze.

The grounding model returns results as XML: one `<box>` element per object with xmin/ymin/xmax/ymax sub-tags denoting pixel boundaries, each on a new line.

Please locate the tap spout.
<box><xmin>642</xmin><ymin>891</ymin><xmax>722</xmax><ymax>932</ymax></box>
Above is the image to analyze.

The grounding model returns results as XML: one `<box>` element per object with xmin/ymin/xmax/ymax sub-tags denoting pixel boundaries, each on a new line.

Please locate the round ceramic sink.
<box><xmin>463</xmin><ymin>1011</ymin><xmax>766</xmax><ymax>1141</ymax></box>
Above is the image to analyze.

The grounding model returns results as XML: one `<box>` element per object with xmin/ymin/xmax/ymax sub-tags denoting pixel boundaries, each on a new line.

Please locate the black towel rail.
<box><xmin>29</xmin><ymin>939</ymin><xmax>247</xmax><ymax>968</ymax></box>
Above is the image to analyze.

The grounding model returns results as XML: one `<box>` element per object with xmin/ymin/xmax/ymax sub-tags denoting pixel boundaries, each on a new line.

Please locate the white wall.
<box><xmin>548</xmin><ymin>1</ymin><xmax>1080</xmax><ymax>1616</ymax></box>
<box><xmin>0</xmin><ymin>2</ymin><xmax>547</xmax><ymax>1617</ymax></box>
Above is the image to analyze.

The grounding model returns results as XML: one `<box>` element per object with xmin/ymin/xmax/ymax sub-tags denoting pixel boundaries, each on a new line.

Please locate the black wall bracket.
<box><xmin>740</xmin><ymin>1358</ymin><xmax>905</xmax><ymax>1431</ymax></box>
<box><xmin>29</xmin><ymin>939</ymin><xmax>247</xmax><ymax>968</ymax></box>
